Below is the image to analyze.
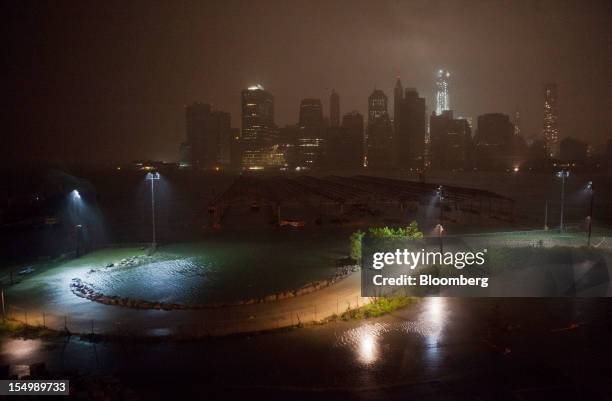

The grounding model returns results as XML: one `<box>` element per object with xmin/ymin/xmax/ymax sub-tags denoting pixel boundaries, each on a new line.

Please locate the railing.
<box><xmin>2</xmin><ymin>290</ymin><xmax>371</xmax><ymax>338</ymax></box>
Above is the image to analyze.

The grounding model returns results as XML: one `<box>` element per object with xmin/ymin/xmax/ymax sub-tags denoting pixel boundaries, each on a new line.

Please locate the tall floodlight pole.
<box><xmin>1</xmin><ymin>289</ymin><xmax>5</xmax><ymax>322</ymax></box>
<box><xmin>146</xmin><ymin>172</ymin><xmax>160</xmax><ymax>248</ymax></box>
<box><xmin>70</xmin><ymin>190</ymin><xmax>83</xmax><ymax>256</ymax></box>
<box><xmin>437</xmin><ymin>185</ymin><xmax>444</xmax><ymax>223</ymax></box>
<box><xmin>587</xmin><ymin>181</ymin><xmax>594</xmax><ymax>247</ymax></box>
<box><xmin>556</xmin><ymin>169</ymin><xmax>569</xmax><ymax>232</ymax></box>
<box><xmin>437</xmin><ymin>186</ymin><xmax>444</xmax><ymax>252</ymax></box>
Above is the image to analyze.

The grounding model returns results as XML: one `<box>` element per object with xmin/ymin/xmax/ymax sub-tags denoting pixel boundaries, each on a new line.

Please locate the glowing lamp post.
<box><xmin>437</xmin><ymin>185</ymin><xmax>444</xmax><ymax>224</ymax></box>
<box><xmin>556</xmin><ymin>169</ymin><xmax>569</xmax><ymax>232</ymax></box>
<box><xmin>70</xmin><ymin>190</ymin><xmax>83</xmax><ymax>256</ymax></box>
<box><xmin>586</xmin><ymin>181</ymin><xmax>594</xmax><ymax>247</ymax></box>
<box><xmin>146</xmin><ymin>172</ymin><xmax>160</xmax><ymax>248</ymax></box>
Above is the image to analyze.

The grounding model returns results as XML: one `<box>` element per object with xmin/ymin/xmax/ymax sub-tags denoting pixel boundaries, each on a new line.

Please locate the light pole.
<box><xmin>437</xmin><ymin>185</ymin><xmax>444</xmax><ymax>224</ymax></box>
<box><xmin>146</xmin><ymin>172</ymin><xmax>160</xmax><ymax>248</ymax></box>
<box><xmin>437</xmin><ymin>224</ymin><xmax>444</xmax><ymax>252</ymax></box>
<box><xmin>436</xmin><ymin>186</ymin><xmax>444</xmax><ymax>252</ymax></box>
<box><xmin>587</xmin><ymin>181</ymin><xmax>594</xmax><ymax>247</ymax></box>
<box><xmin>556</xmin><ymin>169</ymin><xmax>569</xmax><ymax>232</ymax></box>
<box><xmin>1</xmin><ymin>288</ymin><xmax>5</xmax><ymax>322</ymax></box>
<box><xmin>544</xmin><ymin>200</ymin><xmax>549</xmax><ymax>230</ymax></box>
<box><xmin>70</xmin><ymin>190</ymin><xmax>83</xmax><ymax>256</ymax></box>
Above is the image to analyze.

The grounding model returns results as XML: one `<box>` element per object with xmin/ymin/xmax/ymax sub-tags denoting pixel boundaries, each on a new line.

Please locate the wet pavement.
<box><xmin>2</xmin><ymin>297</ymin><xmax>611</xmax><ymax>400</ymax></box>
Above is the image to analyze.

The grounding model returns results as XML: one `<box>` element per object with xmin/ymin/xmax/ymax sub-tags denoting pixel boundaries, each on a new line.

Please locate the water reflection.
<box><xmin>338</xmin><ymin>322</ymin><xmax>388</xmax><ymax>365</ymax></box>
<box><xmin>337</xmin><ymin>298</ymin><xmax>449</xmax><ymax>368</ymax></box>
<box><xmin>419</xmin><ymin>297</ymin><xmax>447</xmax><ymax>366</ymax></box>
<box><xmin>1</xmin><ymin>338</ymin><xmax>42</xmax><ymax>361</ymax></box>
<box><xmin>421</xmin><ymin>297</ymin><xmax>446</xmax><ymax>344</ymax></box>
<box><xmin>359</xmin><ymin>331</ymin><xmax>377</xmax><ymax>364</ymax></box>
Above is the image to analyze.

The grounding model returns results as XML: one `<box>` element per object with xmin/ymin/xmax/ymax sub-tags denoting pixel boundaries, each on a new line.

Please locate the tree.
<box><xmin>368</xmin><ymin>221</ymin><xmax>423</xmax><ymax>239</ymax></box>
<box><xmin>350</xmin><ymin>230</ymin><xmax>365</xmax><ymax>261</ymax></box>
<box><xmin>350</xmin><ymin>221</ymin><xmax>424</xmax><ymax>262</ymax></box>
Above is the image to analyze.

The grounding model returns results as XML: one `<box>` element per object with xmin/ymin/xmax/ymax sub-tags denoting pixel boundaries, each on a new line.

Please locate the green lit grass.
<box><xmin>336</xmin><ymin>296</ymin><xmax>418</xmax><ymax>321</ymax></box>
<box><xmin>0</xmin><ymin>319</ymin><xmax>63</xmax><ymax>338</ymax></box>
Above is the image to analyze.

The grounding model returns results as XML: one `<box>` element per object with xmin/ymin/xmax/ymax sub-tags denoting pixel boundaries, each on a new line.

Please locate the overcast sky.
<box><xmin>4</xmin><ymin>0</ymin><xmax>611</xmax><ymax>163</ymax></box>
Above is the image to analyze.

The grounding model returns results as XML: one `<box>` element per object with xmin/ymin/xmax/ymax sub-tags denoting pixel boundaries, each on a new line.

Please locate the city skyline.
<box><xmin>4</xmin><ymin>0</ymin><xmax>611</xmax><ymax>164</ymax></box>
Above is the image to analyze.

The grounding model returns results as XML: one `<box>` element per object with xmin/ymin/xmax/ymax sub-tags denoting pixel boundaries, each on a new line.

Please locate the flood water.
<box><xmin>85</xmin><ymin>229</ymin><xmax>351</xmax><ymax>304</ymax></box>
<box><xmin>2</xmin><ymin>298</ymin><xmax>611</xmax><ymax>400</ymax></box>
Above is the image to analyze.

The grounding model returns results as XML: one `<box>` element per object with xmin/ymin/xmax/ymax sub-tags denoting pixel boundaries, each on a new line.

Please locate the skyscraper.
<box><xmin>186</xmin><ymin>102</ymin><xmax>211</xmax><ymax>151</ymax></box>
<box><xmin>395</xmin><ymin>88</ymin><xmax>426</xmax><ymax>169</ymax></box>
<box><xmin>241</xmin><ymin>84</ymin><xmax>274</xmax><ymax>142</ymax></box>
<box><xmin>184</xmin><ymin>102</ymin><xmax>231</xmax><ymax>169</ymax></box>
<box><xmin>299</xmin><ymin>98</ymin><xmax>324</xmax><ymax>130</ymax></box>
<box><xmin>474</xmin><ymin>113</ymin><xmax>515</xmax><ymax>170</ymax></box>
<box><xmin>240</xmin><ymin>84</ymin><xmax>282</xmax><ymax>169</ymax></box>
<box><xmin>393</xmin><ymin>77</ymin><xmax>403</xmax><ymax>134</ymax></box>
<box><xmin>429</xmin><ymin>110</ymin><xmax>472</xmax><ymax>171</ymax></box>
<box><xmin>542</xmin><ymin>83</ymin><xmax>559</xmax><ymax>158</ymax></box>
<box><xmin>297</xmin><ymin>98</ymin><xmax>325</xmax><ymax>168</ymax></box>
<box><xmin>330</xmin><ymin>90</ymin><xmax>340</xmax><ymax>128</ymax></box>
<box><xmin>368</xmin><ymin>89</ymin><xmax>388</xmax><ymax>125</ymax></box>
<box><xmin>342</xmin><ymin>111</ymin><xmax>364</xmax><ymax>139</ymax></box>
<box><xmin>367</xmin><ymin>89</ymin><xmax>393</xmax><ymax>169</ymax></box>
<box><xmin>513</xmin><ymin>109</ymin><xmax>521</xmax><ymax>137</ymax></box>
<box><xmin>325</xmin><ymin>111</ymin><xmax>364</xmax><ymax>169</ymax></box>
<box><xmin>435</xmin><ymin>69</ymin><xmax>450</xmax><ymax>116</ymax></box>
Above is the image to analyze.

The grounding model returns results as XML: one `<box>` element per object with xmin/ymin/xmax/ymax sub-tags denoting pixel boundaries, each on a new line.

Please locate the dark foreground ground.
<box><xmin>2</xmin><ymin>297</ymin><xmax>611</xmax><ymax>401</ymax></box>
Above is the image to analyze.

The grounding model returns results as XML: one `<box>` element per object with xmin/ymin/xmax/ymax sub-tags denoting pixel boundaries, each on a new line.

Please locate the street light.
<box><xmin>70</xmin><ymin>190</ymin><xmax>83</xmax><ymax>256</ymax></box>
<box><xmin>556</xmin><ymin>169</ymin><xmax>569</xmax><ymax>232</ymax></box>
<box><xmin>436</xmin><ymin>186</ymin><xmax>444</xmax><ymax>252</ymax></box>
<box><xmin>586</xmin><ymin>181</ymin><xmax>594</xmax><ymax>247</ymax></box>
<box><xmin>437</xmin><ymin>185</ymin><xmax>444</xmax><ymax>224</ymax></box>
<box><xmin>436</xmin><ymin>224</ymin><xmax>444</xmax><ymax>252</ymax></box>
<box><xmin>146</xmin><ymin>172</ymin><xmax>160</xmax><ymax>248</ymax></box>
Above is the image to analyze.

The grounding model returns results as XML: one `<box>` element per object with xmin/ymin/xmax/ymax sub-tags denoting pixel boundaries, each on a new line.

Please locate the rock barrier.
<box><xmin>70</xmin><ymin>260</ymin><xmax>359</xmax><ymax>311</ymax></box>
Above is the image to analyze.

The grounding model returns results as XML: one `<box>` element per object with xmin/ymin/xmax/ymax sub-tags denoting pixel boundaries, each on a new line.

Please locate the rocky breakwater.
<box><xmin>70</xmin><ymin>256</ymin><xmax>360</xmax><ymax>311</ymax></box>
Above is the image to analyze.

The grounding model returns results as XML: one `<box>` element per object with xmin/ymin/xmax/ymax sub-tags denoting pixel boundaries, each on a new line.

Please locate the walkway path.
<box><xmin>5</xmin><ymin>268</ymin><xmax>370</xmax><ymax>337</ymax></box>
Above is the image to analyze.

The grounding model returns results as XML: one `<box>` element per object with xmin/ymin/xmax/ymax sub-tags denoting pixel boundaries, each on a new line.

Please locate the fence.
<box><xmin>2</xmin><ymin>283</ymin><xmax>372</xmax><ymax>338</ymax></box>
<box><xmin>3</xmin><ymin>229</ymin><xmax>611</xmax><ymax>338</ymax></box>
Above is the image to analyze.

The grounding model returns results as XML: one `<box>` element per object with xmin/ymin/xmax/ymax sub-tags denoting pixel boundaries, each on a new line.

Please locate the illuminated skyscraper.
<box><xmin>542</xmin><ymin>83</ymin><xmax>559</xmax><ymax>158</ymax></box>
<box><xmin>240</xmin><ymin>84</ymin><xmax>281</xmax><ymax>169</ymax></box>
<box><xmin>330</xmin><ymin>90</ymin><xmax>340</xmax><ymax>127</ymax></box>
<box><xmin>241</xmin><ymin>84</ymin><xmax>274</xmax><ymax>142</ymax></box>
<box><xmin>297</xmin><ymin>98</ymin><xmax>325</xmax><ymax>168</ymax></box>
<box><xmin>435</xmin><ymin>69</ymin><xmax>450</xmax><ymax>116</ymax></box>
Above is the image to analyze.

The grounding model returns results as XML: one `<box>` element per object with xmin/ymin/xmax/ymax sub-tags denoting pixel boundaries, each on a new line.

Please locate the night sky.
<box><xmin>4</xmin><ymin>0</ymin><xmax>611</xmax><ymax>164</ymax></box>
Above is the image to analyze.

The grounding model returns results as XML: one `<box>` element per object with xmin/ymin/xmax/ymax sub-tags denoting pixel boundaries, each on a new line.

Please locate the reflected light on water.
<box><xmin>1</xmin><ymin>339</ymin><xmax>42</xmax><ymax>360</ymax></box>
<box><xmin>337</xmin><ymin>300</ymin><xmax>449</xmax><ymax>368</ymax></box>
<box><xmin>418</xmin><ymin>298</ymin><xmax>448</xmax><ymax>366</ymax></box>
<box><xmin>339</xmin><ymin>323</ymin><xmax>387</xmax><ymax>366</ymax></box>
<box><xmin>358</xmin><ymin>331</ymin><xmax>377</xmax><ymax>365</ymax></box>
<box><xmin>421</xmin><ymin>297</ymin><xmax>447</xmax><ymax>344</ymax></box>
